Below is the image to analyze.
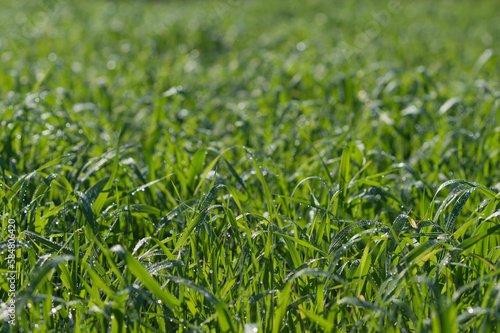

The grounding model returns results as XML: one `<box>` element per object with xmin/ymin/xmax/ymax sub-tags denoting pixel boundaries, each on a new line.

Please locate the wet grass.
<box><xmin>1</xmin><ymin>0</ymin><xmax>500</xmax><ymax>331</ymax></box>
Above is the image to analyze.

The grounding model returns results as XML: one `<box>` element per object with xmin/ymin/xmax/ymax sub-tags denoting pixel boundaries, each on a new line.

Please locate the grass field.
<box><xmin>1</xmin><ymin>0</ymin><xmax>500</xmax><ymax>331</ymax></box>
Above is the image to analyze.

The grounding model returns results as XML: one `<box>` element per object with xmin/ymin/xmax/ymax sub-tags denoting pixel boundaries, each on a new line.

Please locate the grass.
<box><xmin>1</xmin><ymin>0</ymin><xmax>500</xmax><ymax>331</ymax></box>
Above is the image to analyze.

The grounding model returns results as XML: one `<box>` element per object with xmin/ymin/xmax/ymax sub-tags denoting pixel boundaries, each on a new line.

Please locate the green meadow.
<box><xmin>1</xmin><ymin>0</ymin><xmax>500</xmax><ymax>331</ymax></box>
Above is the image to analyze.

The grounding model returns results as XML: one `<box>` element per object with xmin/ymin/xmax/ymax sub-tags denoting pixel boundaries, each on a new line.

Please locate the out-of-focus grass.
<box><xmin>1</xmin><ymin>0</ymin><xmax>500</xmax><ymax>331</ymax></box>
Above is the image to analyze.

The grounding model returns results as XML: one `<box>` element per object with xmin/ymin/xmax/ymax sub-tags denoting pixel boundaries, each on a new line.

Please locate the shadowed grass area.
<box><xmin>1</xmin><ymin>0</ymin><xmax>500</xmax><ymax>331</ymax></box>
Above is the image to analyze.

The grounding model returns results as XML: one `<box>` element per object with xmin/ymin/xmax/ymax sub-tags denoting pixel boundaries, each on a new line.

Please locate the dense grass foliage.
<box><xmin>1</xmin><ymin>0</ymin><xmax>500</xmax><ymax>331</ymax></box>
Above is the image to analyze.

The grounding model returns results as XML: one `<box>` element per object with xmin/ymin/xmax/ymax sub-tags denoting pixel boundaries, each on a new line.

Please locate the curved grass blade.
<box><xmin>22</xmin><ymin>231</ymin><xmax>75</xmax><ymax>256</ymax></box>
<box><xmin>444</xmin><ymin>187</ymin><xmax>475</xmax><ymax>233</ymax></box>
<box><xmin>17</xmin><ymin>255</ymin><xmax>74</xmax><ymax>312</ymax></box>
<box><xmin>112</xmin><ymin>245</ymin><xmax>180</xmax><ymax>310</ymax></box>
<box><xmin>154</xmin><ymin>199</ymin><xmax>198</xmax><ymax>234</ymax></box>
